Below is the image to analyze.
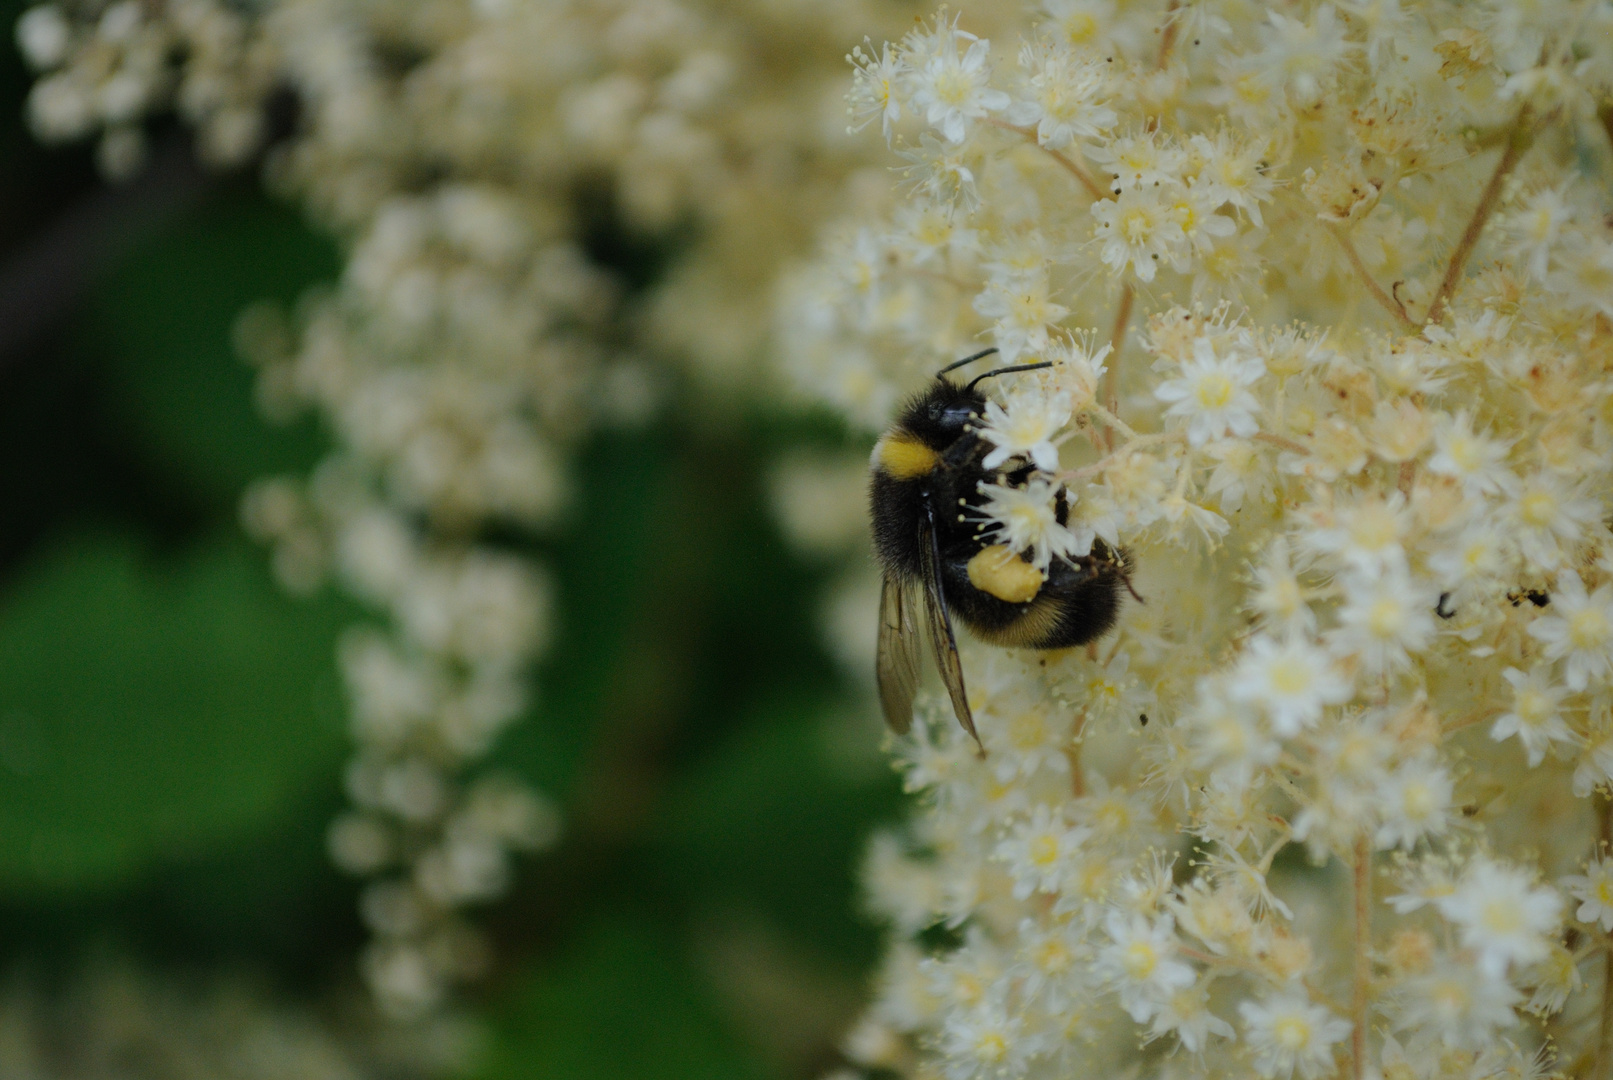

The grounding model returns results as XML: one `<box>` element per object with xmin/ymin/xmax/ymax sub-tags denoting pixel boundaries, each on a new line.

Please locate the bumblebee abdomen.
<box><xmin>942</xmin><ymin>548</ymin><xmax>1125</xmax><ymax>651</ymax></box>
<box><xmin>869</xmin><ymin>469</ymin><xmax>928</xmax><ymax>577</ymax></box>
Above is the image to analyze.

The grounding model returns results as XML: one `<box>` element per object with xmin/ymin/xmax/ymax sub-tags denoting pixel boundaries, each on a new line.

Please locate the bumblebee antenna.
<box><xmin>966</xmin><ymin>362</ymin><xmax>1054</xmax><ymax>391</ymax></box>
<box><xmin>936</xmin><ymin>347</ymin><xmax>999</xmax><ymax>377</ymax></box>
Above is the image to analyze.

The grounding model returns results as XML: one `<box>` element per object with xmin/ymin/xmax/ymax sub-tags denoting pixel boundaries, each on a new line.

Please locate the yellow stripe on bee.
<box><xmin>972</xmin><ymin>595</ymin><xmax>1065</xmax><ymax>647</ymax></box>
<box><xmin>967</xmin><ymin>545</ymin><xmax>1045</xmax><ymax>604</ymax></box>
<box><xmin>873</xmin><ymin>432</ymin><xmax>941</xmax><ymax>479</ymax></box>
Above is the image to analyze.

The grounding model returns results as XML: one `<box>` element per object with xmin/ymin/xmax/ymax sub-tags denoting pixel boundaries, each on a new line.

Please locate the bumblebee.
<box><xmin>870</xmin><ymin>349</ymin><xmax>1134</xmax><ymax>750</ymax></box>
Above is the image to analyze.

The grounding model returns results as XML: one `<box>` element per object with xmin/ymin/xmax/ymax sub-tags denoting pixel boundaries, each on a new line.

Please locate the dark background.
<box><xmin>0</xmin><ymin>1</ymin><xmax>896</xmax><ymax>1073</ymax></box>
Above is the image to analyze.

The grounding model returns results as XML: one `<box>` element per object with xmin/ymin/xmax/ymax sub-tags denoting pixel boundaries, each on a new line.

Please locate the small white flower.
<box><xmin>1575</xmin><ymin>737</ymin><xmax>1613</xmax><ymax>798</ymax></box>
<box><xmin>977</xmin><ymin>388</ymin><xmax>1073</xmax><ymax>472</ymax></box>
<box><xmin>1091</xmin><ymin>131</ymin><xmax>1187</xmax><ymax>191</ymax></box>
<box><xmin>1426</xmin><ymin>412</ymin><xmax>1516</xmax><ymax>498</ymax></box>
<box><xmin>909</xmin><ymin>30</ymin><xmax>1010</xmax><ymax>144</ymax></box>
<box><xmin>1095</xmin><ymin>910</ymin><xmax>1196</xmax><ymax>1023</ymax></box>
<box><xmin>936</xmin><ymin>989</ymin><xmax>1039</xmax><ymax>1080</ymax></box>
<box><xmin>1012</xmin><ymin>916</ymin><xmax>1088</xmax><ymax>1010</ymax></box>
<box><xmin>1147</xmin><ymin>982</ymin><xmax>1234</xmax><ymax>1053</ymax></box>
<box><xmin>1153</xmin><ymin>335</ymin><xmax>1264</xmax><ymax>446</ymax></box>
<box><xmin>1329</xmin><ymin>571</ymin><xmax>1437</xmax><ymax>675</ymax></box>
<box><xmin>994</xmin><ymin>805</ymin><xmax>1092</xmax><ymax>900</ymax></box>
<box><xmin>1008</xmin><ymin>40</ymin><xmax>1115</xmax><ymax>149</ymax></box>
<box><xmin>973</xmin><ymin>271</ymin><xmax>1070</xmax><ymax>363</ymax></box>
<box><xmin>1428</xmin><ymin>523</ymin><xmax>1509</xmax><ymax>599</ymax></box>
<box><xmin>1507</xmin><ymin>474</ymin><xmax>1601</xmax><ymax>572</ymax></box>
<box><xmin>1238</xmin><ymin>993</ymin><xmax>1351</xmax><ymax>1080</ymax></box>
<box><xmin>847</xmin><ymin>41</ymin><xmax>906</xmax><ymax>139</ymax></box>
<box><xmin>1506</xmin><ymin>183</ymin><xmax>1575</xmax><ymax>281</ymax></box>
<box><xmin>1249</xmin><ymin>539</ymin><xmax>1316</xmax><ymax>632</ymax></box>
<box><xmin>1373</xmin><ymin>756</ymin><xmax>1453</xmax><ymax>850</ymax></box>
<box><xmin>1435</xmin><ymin>859</ymin><xmax>1562</xmax><ymax>977</ymax></box>
<box><xmin>1227</xmin><ymin>635</ymin><xmax>1352</xmax><ymax>736</ymax></box>
<box><xmin>1302</xmin><ymin>493</ymin><xmax>1411</xmax><ymax>577</ymax></box>
<box><xmin>1528</xmin><ymin>571</ymin><xmax>1613</xmax><ymax>691</ymax></box>
<box><xmin>1188</xmin><ymin>131</ymin><xmax>1276</xmax><ymax>226</ymax></box>
<box><xmin>973</xmin><ymin>478</ymin><xmax>1089</xmax><ymax>570</ymax></box>
<box><xmin>1092</xmin><ymin>185</ymin><xmax>1188</xmax><ymax>282</ymax></box>
<box><xmin>1563</xmin><ymin>858</ymin><xmax>1613</xmax><ymax>932</ymax></box>
<box><xmin>1394</xmin><ymin>958</ymin><xmax>1522</xmax><ymax>1050</ymax></box>
<box><xmin>1186</xmin><ymin>685</ymin><xmax>1282</xmax><ymax>786</ymax></box>
<box><xmin>1250</xmin><ymin>4</ymin><xmax>1352</xmax><ymax>107</ymax></box>
<box><xmin>1491</xmin><ymin>665</ymin><xmax>1576</xmax><ymax>766</ymax></box>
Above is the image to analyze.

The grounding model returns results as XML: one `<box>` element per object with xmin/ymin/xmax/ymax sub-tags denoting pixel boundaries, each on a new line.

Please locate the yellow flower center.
<box><xmin>1195</xmin><ymin>372</ymin><xmax>1234</xmax><ymax>409</ymax></box>
<box><xmin>1516</xmin><ymin>688</ymin><xmax>1551</xmax><ymax>725</ymax></box>
<box><xmin>1479</xmin><ymin>898</ymin><xmax>1523</xmax><ymax>935</ymax></box>
<box><xmin>1570</xmin><ymin>608</ymin><xmax>1610</xmax><ymax>650</ymax></box>
<box><xmin>1367</xmin><ymin>597</ymin><xmax>1405</xmax><ymax>637</ymax></box>
<box><xmin>1402</xmin><ymin>781</ymin><xmax>1435</xmax><ymax>820</ymax></box>
<box><xmin>1119</xmin><ymin>205</ymin><xmax>1157</xmax><ymax>242</ymax></box>
<box><xmin>1123</xmin><ymin>941</ymin><xmax>1159</xmax><ymax>980</ymax></box>
<box><xmin>1447</xmin><ymin>433</ymin><xmax>1482</xmax><ymax>472</ymax></box>
<box><xmin>974</xmin><ymin>1032</ymin><xmax>1008</xmax><ymax>1064</ymax></box>
<box><xmin>1273</xmin><ymin>1016</ymin><xmax>1312</xmax><ymax>1051</ymax></box>
<box><xmin>1029</xmin><ymin>834</ymin><xmax>1060</xmax><ymax>867</ymax></box>
<box><xmin>1036</xmin><ymin>938</ymin><xmax>1072</xmax><ymax>973</ymax></box>
<box><xmin>1269</xmin><ymin>658</ymin><xmax>1313</xmax><ymax>696</ymax></box>
<box><xmin>1095</xmin><ymin>798</ymin><xmax>1130</xmax><ymax>832</ymax></box>
<box><xmin>1519</xmin><ymin>489</ymin><xmax>1557</xmax><ymax>527</ymax></box>
<box><xmin>933</xmin><ymin>68</ymin><xmax>973</xmax><ymax>108</ymax></box>
<box><xmin>1062</xmin><ymin>12</ymin><xmax>1099</xmax><ymax>43</ymax></box>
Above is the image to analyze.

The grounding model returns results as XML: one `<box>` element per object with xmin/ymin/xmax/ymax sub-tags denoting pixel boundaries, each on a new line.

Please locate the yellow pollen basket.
<box><xmin>968</xmin><ymin>545</ymin><xmax>1046</xmax><ymax>603</ymax></box>
<box><xmin>873</xmin><ymin>433</ymin><xmax>941</xmax><ymax>480</ymax></box>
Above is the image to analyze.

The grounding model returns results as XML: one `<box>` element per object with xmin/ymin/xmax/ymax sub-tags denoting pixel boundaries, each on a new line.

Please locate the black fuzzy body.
<box><xmin>870</xmin><ymin>379</ymin><xmax>1127</xmax><ymax>652</ymax></box>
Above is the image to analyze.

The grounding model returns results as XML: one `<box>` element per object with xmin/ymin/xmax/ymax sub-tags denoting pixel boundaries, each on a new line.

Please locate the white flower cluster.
<box><xmin>777</xmin><ymin>3</ymin><xmax>1613</xmax><ymax>1080</ymax></box>
<box><xmin>18</xmin><ymin>0</ymin><xmax>273</xmax><ymax>177</ymax></box>
<box><xmin>18</xmin><ymin>0</ymin><xmax>919</xmax><ymax>1017</ymax></box>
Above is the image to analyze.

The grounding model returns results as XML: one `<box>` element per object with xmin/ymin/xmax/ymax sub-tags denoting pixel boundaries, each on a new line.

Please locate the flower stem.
<box><xmin>1351</xmin><ymin>833</ymin><xmax>1371</xmax><ymax>1080</ymax></box>
<box><xmin>1425</xmin><ymin>110</ymin><xmax>1535</xmax><ymax>326</ymax></box>
<box><xmin>1254</xmin><ymin>432</ymin><xmax>1309</xmax><ymax>456</ymax></box>
<box><xmin>1327</xmin><ymin>224</ymin><xmax>1418</xmax><ymax>333</ymax></box>
<box><xmin>1157</xmin><ymin>0</ymin><xmax>1182</xmax><ymax>69</ymax></box>
<box><xmin>1597</xmin><ymin>793</ymin><xmax>1613</xmax><ymax>1080</ymax></box>
<box><xmin>986</xmin><ymin>118</ymin><xmax>1110</xmax><ymax>201</ymax></box>
<box><xmin>1101</xmin><ymin>283</ymin><xmax>1135</xmax><ymax>451</ymax></box>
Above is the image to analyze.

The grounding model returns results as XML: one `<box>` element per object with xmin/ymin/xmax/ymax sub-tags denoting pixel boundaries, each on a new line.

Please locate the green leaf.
<box><xmin>78</xmin><ymin>188</ymin><xmax>338</xmax><ymax>510</ymax></box>
<box><xmin>0</xmin><ymin>532</ymin><xmax>353</xmax><ymax>894</ymax></box>
<box><xmin>474</xmin><ymin>913</ymin><xmax>766</xmax><ymax>1080</ymax></box>
<box><xmin>649</xmin><ymin>699</ymin><xmax>900</xmax><ymax>968</ymax></box>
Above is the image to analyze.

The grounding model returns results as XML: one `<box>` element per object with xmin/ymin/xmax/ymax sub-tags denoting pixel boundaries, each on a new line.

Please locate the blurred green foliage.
<box><xmin>0</xmin><ymin>36</ymin><xmax>895</xmax><ymax>1079</ymax></box>
<box><xmin>0</xmin><ymin>533</ymin><xmax>349</xmax><ymax>892</ymax></box>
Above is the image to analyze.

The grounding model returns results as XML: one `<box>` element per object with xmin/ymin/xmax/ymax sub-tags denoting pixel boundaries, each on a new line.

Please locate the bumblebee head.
<box><xmin>906</xmin><ymin>379</ymin><xmax>988</xmax><ymax>449</ymax></box>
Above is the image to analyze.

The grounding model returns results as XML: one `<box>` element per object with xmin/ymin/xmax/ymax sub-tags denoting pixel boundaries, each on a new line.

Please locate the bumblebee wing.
<box><xmin>918</xmin><ymin>502</ymin><xmax>981</xmax><ymax>753</ymax></box>
<box><xmin>876</xmin><ymin>573</ymin><xmax>921</xmax><ymax>735</ymax></box>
